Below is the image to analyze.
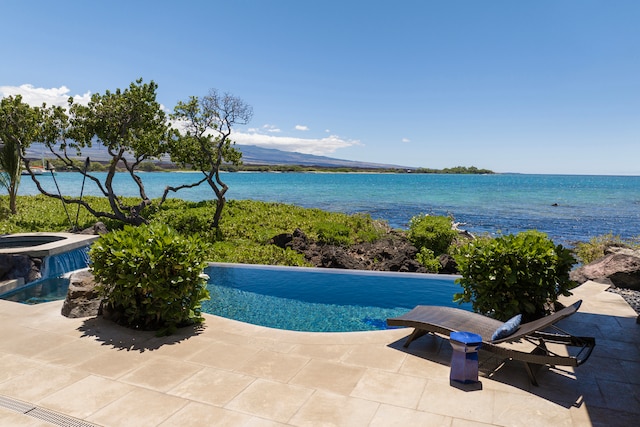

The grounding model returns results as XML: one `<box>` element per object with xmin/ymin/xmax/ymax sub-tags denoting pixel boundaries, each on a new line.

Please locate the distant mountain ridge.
<box><xmin>236</xmin><ymin>145</ymin><xmax>408</xmax><ymax>169</ymax></box>
<box><xmin>25</xmin><ymin>143</ymin><xmax>410</xmax><ymax>170</ymax></box>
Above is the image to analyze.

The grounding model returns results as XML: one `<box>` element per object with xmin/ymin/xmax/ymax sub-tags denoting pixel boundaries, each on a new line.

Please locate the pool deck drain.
<box><xmin>0</xmin><ymin>395</ymin><xmax>99</xmax><ymax>426</ymax></box>
<box><xmin>0</xmin><ymin>280</ymin><xmax>638</xmax><ymax>426</ymax></box>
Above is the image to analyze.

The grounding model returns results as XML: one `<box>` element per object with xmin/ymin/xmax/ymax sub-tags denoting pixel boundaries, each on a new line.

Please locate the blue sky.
<box><xmin>1</xmin><ymin>0</ymin><xmax>638</xmax><ymax>175</ymax></box>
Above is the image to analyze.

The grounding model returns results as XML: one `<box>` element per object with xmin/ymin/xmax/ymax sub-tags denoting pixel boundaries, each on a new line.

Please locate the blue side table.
<box><xmin>449</xmin><ymin>331</ymin><xmax>483</xmax><ymax>384</ymax></box>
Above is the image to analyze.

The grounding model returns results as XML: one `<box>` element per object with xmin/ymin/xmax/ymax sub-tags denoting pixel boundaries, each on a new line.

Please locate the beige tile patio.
<box><xmin>31</xmin><ymin>337</ymin><xmax>105</xmax><ymax>367</ymax></box>
<box><xmin>0</xmin><ymin>327</ymin><xmax>76</xmax><ymax>358</ymax></box>
<box><xmin>225</xmin><ymin>379</ymin><xmax>314</xmax><ymax>423</ymax></box>
<box><xmin>490</xmin><ymin>390</ymin><xmax>573</xmax><ymax>427</ymax></box>
<box><xmin>167</xmin><ymin>366</ymin><xmax>255</xmax><ymax>406</ymax></box>
<box><xmin>119</xmin><ymin>356</ymin><xmax>203</xmax><ymax>392</ymax></box>
<box><xmin>0</xmin><ymin>354</ymin><xmax>44</xmax><ymax>382</ymax></box>
<box><xmin>0</xmin><ymin>365</ymin><xmax>87</xmax><ymax>402</ymax></box>
<box><xmin>158</xmin><ymin>401</ymin><xmax>254</xmax><ymax>426</ymax></box>
<box><xmin>74</xmin><ymin>347</ymin><xmax>152</xmax><ymax>379</ymax></box>
<box><xmin>235</xmin><ymin>349</ymin><xmax>310</xmax><ymax>382</ymax></box>
<box><xmin>0</xmin><ymin>280</ymin><xmax>636</xmax><ymax>427</ymax></box>
<box><xmin>289</xmin><ymin>359</ymin><xmax>366</xmax><ymax>395</ymax></box>
<box><xmin>288</xmin><ymin>343</ymin><xmax>353</xmax><ymax>361</ymax></box>
<box><xmin>351</xmin><ymin>368</ymin><xmax>427</xmax><ymax>408</ymax></box>
<box><xmin>289</xmin><ymin>390</ymin><xmax>379</xmax><ymax>426</ymax></box>
<box><xmin>86</xmin><ymin>388</ymin><xmax>187</xmax><ymax>426</ymax></box>
<box><xmin>37</xmin><ymin>375</ymin><xmax>134</xmax><ymax>419</ymax></box>
<box><xmin>369</xmin><ymin>403</ymin><xmax>453</xmax><ymax>427</ymax></box>
<box><xmin>342</xmin><ymin>343</ymin><xmax>407</xmax><ymax>371</ymax></box>
<box><xmin>417</xmin><ymin>379</ymin><xmax>496</xmax><ymax>424</ymax></box>
<box><xmin>187</xmin><ymin>340</ymin><xmax>261</xmax><ymax>371</ymax></box>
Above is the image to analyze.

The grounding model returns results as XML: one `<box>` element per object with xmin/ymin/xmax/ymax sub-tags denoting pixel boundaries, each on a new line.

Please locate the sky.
<box><xmin>1</xmin><ymin>0</ymin><xmax>638</xmax><ymax>175</ymax></box>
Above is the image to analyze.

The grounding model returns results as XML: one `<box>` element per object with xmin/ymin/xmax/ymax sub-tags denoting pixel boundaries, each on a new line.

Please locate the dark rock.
<box><xmin>61</xmin><ymin>270</ymin><xmax>103</xmax><ymax>318</ymax></box>
<box><xmin>0</xmin><ymin>254</ymin><xmax>40</xmax><ymax>283</ymax></box>
<box><xmin>320</xmin><ymin>246</ymin><xmax>365</xmax><ymax>269</ymax></box>
<box><xmin>270</xmin><ymin>232</ymin><xmax>294</xmax><ymax>249</ymax></box>
<box><xmin>570</xmin><ymin>253</ymin><xmax>640</xmax><ymax>290</ymax></box>
<box><xmin>438</xmin><ymin>254</ymin><xmax>458</xmax><ymax>274</ymax></box>
<box><xmin>80</xmin><ymin>221</ymin><xmax>108</xmax><ymax>235</ymax></box>
<box><xmin>271</xmin><ymin>229</ymin><xmax>427</xmax><ymax>273</ymax></box>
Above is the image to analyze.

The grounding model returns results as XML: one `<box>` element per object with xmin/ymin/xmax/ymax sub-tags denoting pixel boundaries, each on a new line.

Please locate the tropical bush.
<box><xmin>574</xmin><ymin>233</ymin><xmax>640</xmax><ymax>264</ymax></box>
<box><xmin>416</xmin><ymin>247</ymin><xmax>441</xmax><ymax>273</ymax></box>
<box><xmin>453</xmin><ymin>230</ymin><xmax>576</xmax><ymax>322</ymax></box>
<box><xmin>90</xmin><ymin>223</ymin><xmax>210</xmax><ymax>335</ymax></box>
<box><xmin>407</xmin><ymin>214</ymin><xmax>458</xmax><ymax>255</ymax></box>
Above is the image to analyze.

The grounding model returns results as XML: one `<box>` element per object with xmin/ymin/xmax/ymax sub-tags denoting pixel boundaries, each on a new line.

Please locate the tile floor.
<box><xmin>0</xmin><ymin>280</ymin><xmax>638</xmax><ymax>426</ymax></box>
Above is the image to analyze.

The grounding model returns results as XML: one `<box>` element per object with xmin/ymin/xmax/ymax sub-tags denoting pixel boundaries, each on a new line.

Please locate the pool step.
<box><xmin>0</xmin><ymin>278</ymin><xmax>24</xmax><ymax>295</ymax></box>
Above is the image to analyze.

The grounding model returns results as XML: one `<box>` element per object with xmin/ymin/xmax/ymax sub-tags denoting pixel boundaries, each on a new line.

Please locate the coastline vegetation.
<box><xmin>0</xmin><ymin>195</ymin><xmax>385</xmax><ymax>267</ymax></box>
<box><xmin>39</xmin><ymin>158</ymin><xmax>494</xmax><ymax>175</ymax></box>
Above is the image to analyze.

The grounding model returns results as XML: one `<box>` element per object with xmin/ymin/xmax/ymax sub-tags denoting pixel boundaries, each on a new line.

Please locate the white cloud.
<box><xmin>402</xmin><ymin>138</ymin><xmax>411</xmax><ymax>143</ymax></box>
<box><xmin>263</xmin><ymin>124</ymin><xmax>281</xmax><ymax>133</ymax></box>
<box><xmin>295</xmin><ymin>125</ymin><xmax>309</xmax><ymax>131</ymax></box>
<box><xmin>0</xmin><ymin>84</ymin><xmax>91</xmax><ymax>107</ymax></box>
<box><xmin>232</xmin><ymin>130</ymin><xmax>361</xmax><ymax>156</ymax></box>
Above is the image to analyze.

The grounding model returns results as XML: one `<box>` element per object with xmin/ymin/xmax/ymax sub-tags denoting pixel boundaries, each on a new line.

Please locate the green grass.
<box><xmin>0</xmin><ymin>195</ymin><xmax>388</xmax><ymax>266</ymax></box>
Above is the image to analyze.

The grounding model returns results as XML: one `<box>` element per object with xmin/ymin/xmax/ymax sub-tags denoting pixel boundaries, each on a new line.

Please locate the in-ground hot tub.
<box><xmin>0</xmin><ymin>232</ymin><xmax>99</xmax><ymax>257</ymax></box>
<box><xmin>0</xmin><ymin>232</ymin><xmax>100</xmax><ymax>297</ymax></box>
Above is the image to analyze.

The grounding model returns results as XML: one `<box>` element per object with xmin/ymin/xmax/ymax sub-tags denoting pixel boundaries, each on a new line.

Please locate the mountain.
<box><xmin>25</xmin><ymin>143</ymin><xmax>411</xmax><ymax>170</ymax></box>
<box><xmin>236</xmin><ymin>145</ymin><xmax>408</xmax><ymax>169</ymax></box>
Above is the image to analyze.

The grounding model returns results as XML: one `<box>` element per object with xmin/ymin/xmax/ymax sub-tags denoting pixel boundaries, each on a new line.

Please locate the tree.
<box><xmin>0</xmin><ymin>95</ymin><xmax>41</xmax><ymax>214</ymax></box>
<box><xmin>167</xmin><ymin>89</ymin><xmax>252</xmax><ymax>229</ymax></box>
<box><xmin>29</xmin><ymin>79</ymin><xmax>171</xmax><ymax>226</ymax></box>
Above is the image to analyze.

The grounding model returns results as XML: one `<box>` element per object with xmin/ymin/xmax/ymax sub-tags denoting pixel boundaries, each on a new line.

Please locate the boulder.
<box><xmin>438</xmin><ymin>254</ymin><xmax>458</xmax><ymax>274</ymax></box>
<box><xmin>0</xmin><ymin>254</ymin><xmax>41</xmax><ymax>283</ymax></box>
<box><xmin>570</xmin><ymin>253</ymin><xmax>640</xmax><ymax>290</ymax></box>
<box><xmin>61</xmin><ymin>270</ymin><xmax>103</xmax><ymax>318</ymax></box>
<box><xmin>270</xmin><ymin>229</ymin><xmax>426</xmax><ymax>273</ymax></box>
<box><xmin>80</xmin><ymin>221</ymin><xmax>108</xmax><ymax>235</ymax></box>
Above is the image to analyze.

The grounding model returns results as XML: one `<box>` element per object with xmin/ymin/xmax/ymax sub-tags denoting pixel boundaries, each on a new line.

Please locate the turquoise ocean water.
<box><xmin>18</xmin><ymin>172</ymin><xmax>640</xmax><ymax>245</ymax></box>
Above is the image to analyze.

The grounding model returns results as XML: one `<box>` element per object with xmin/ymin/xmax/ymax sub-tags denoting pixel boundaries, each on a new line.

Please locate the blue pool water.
<box><xmin>1</xmin><ymin>277</ymin><xmax>70</xmax><ymax>305</ymax></box>
<box><xmin>202</xmin><ymin>263</ymin><xmax>471</xmax><ymax>332</ymax></box>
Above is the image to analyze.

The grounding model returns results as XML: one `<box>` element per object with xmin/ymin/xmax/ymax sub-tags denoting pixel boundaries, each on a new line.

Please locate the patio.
<box><xmin>0</xmin><ymin>280</ymin><xmax>638</xmax><ymax>426</ymax></box>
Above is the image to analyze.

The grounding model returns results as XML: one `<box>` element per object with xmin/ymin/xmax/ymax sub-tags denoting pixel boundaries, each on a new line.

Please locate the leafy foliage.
<box><xmin>574</xmin><ymin>233</ymin><xmax>640</xmax><ymax>264</ymax></box>
<box><xmin>453</xmin><ymin>230</ymin><xmax>576</xmax><ymax>321</ymax></box>
<box><xmin>407</xmin><ymin>214</ymin><xmax>458</xmax><ymax>255</ymax></box>
<box><xmin>0</xmin><ymin>95</ymin><xmax>41</xmax><ymax>213</ymax></box>
<box><xmin>168</xmin><ymin>90</ymin><xmax>253</xmax><ymax>228</ymax></box>
<box><xmin>90</xmin><ymin>223</ymin><xmax>210</xmax><ymax>335</ymax></box>
<box><xmin>416</xmin><ymin>247</ymin><xmax>441</xmax><ymax>273</ymax></box>
<box><xmin>1</xmin><ymin>196</ymin><xmax>388</xmax><ymax>267</ymax></box>
<box><xmin>29</xmin><ymin>79</ymin><xmax>172</xmax><ymax>226</ymax></box>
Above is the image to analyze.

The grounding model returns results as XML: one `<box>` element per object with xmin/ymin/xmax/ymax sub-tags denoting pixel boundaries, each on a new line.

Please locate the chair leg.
<box><xmin>403</xmin><ymin>329</ymin><xmax>428</xmax><ymax>348</ymax></box>
<box><xmin>523</xmin><ymin>362</ymin><xmax>540</xmax><ymax>387</ymax></box>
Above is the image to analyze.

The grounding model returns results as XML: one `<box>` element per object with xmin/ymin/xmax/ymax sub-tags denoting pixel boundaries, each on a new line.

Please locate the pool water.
<box><xmin>1</xmin><ymin>277</ymin><xmax>70</xmax><ymax>305</ymax></box>
<box><xmin>202</xmin><ymin>263</ymin><xmax>471</xmax><ymax>332</ymax></box>
<box><xmin>0</xmin><ymin>263</ymin><xmax>471</xmax><ymax>332</ymax></box>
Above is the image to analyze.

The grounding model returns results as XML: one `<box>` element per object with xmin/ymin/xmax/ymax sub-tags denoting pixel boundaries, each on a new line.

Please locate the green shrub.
<box><xmin>574</xmin><ymin>233</ymin><xmax>640</xmax><ymax>264</ymax></box>
<box><xmin>90</xmin><ymin>223</ymin><xmax>210</xmax><ymax>335</ymax></box>
<box><xmin>316</xmin><ymin>221</ymin><xmax>353</xmax><ymax>246</ymax></box>
<box><xmin>416</xmin><ymin>248</ymin><xmax>441</xmax><ymax>273</ymax></box>
<box><xmin>209</xmin><ymin>241</ymin><xmax>309</xmax><ymax>266</ymax></box>
<box><xmin>453</xmin><ymin>230</ymin><xmax>576</xmax><ymax>322</ymax></box>
<box><xmin>407</xmin><ymin>214</ymin><xmax>458</xmax><ymax>255</ymax></box>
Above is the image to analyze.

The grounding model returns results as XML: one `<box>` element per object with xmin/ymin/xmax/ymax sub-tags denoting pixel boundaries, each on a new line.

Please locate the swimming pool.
<box><xmin>203</xmin><ymin>263</ymin><xmax>471</xmax><ymax>332</ymax></box>
<box><xmin>1</xmin><ymin>262</ymin><xmax>471</xmax><ymax>332</ymax></box>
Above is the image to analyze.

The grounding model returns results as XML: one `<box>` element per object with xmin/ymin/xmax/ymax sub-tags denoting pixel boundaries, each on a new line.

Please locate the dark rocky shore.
<box><xmin>273</xmin><ymin>228</ymin><xmax>640</xmax><ymax>319</ymax></box>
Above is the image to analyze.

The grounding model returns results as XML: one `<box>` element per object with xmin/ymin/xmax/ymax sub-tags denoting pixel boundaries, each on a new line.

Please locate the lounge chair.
<box><xmin>387</xmin><ymin>300</ymin><xmax>595</xmax><ymax>385</ymax></box>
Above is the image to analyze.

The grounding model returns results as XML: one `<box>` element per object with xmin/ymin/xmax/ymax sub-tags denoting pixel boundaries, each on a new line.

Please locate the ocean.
<box><xmin>18</xmin><ymin>171</ymin><xmax>640</xmax><ymax>245</ymax></box>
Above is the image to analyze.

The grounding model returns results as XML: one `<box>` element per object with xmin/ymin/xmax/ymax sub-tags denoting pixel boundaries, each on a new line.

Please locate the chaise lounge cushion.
<box><xmin>491</xmin><ymin>314</ymin><xmax>522</xmax><ymax>341</ymax></box>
